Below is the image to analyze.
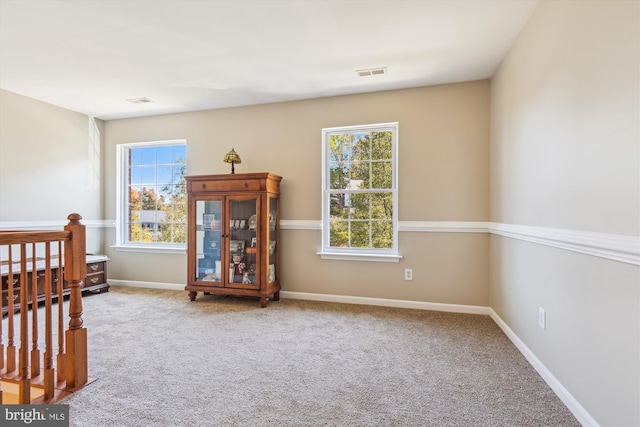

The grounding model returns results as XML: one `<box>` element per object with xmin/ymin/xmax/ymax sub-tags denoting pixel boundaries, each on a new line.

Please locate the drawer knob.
<box><xmin>90</xmin><ymin>277</ymin><xmax>100</xmax><ymax>284</ymax></box>
<box><xmin>89</xmin><ymin>264</ymin><xmax>99</xmax><ymax>271</ymax></box>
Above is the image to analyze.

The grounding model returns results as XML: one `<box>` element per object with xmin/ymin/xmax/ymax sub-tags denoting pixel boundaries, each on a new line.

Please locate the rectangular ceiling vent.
<box><xmin>356</xmin><ymin>67</ymin><xmax>387</xmax><ymax>77</ymax></box>
<box><xmin>125</xmin><ymin>97</ymin><xmax>153</xmax><ymax>104</ymax></box>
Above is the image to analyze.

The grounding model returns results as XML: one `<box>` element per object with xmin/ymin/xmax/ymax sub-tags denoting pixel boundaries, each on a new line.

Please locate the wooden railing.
<box><xmin>0</xmin><ymin>213</ymin><xmax>88</xmax><ymax>403</ymax></box>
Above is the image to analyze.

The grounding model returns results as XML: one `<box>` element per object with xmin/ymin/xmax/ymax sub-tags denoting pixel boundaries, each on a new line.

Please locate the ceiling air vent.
<box><xmin>356</xmin><ymin>67</ymin><xmax>387</xmax><ymax>77</ymax></box>
<box><xmin>125</xmin><ymin>97</ymin><xmax>153</xmax><ymax>104</ymax></box>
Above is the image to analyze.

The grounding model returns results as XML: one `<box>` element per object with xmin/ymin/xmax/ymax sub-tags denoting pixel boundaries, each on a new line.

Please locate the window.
<box><xmin>116</xmin><ymin>140</ymin><xmax>187</xmax><ymax>252</ymax></box>
<box><xmin>321</xmin><ymin>123</ymin><xmax>400</xmax><ymax>262</ymax></box>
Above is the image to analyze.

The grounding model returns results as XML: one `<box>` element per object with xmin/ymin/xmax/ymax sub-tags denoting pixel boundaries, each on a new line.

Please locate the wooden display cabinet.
<box><xmin>185</xmin><ymin>172</ymin><xmax>282</xmax><ymax>307</ymax></box>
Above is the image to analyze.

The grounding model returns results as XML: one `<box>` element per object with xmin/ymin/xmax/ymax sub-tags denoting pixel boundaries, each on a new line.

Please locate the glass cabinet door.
<box><xmin>195</xmin><ymin>199</ymin><xmax>222</xmax><ymax>283</ymax></box>
<box><xmin>228</xmin><ymin>197</ymin><xmax>258</xmax><ymax>287</ymax></box>
<box><xmin>267</xmin><ymin>196</ymin><xmax>278</xmax><ymax>283</ymax></box>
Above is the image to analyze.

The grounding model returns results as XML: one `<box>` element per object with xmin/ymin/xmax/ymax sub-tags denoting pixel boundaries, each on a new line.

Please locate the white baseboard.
<box><xmin>109</xmin><ymin>280</ymin><xmax>488</xmax><ymax>314</ymax></box>
<box><xmin>280</xmin><ymin>291</ymin><xmax>490</xmax><ymax>314</ymax></box>
<box><xmin>108</xmin><ymin>279</ymin><xmax>184</xmax><ymax>291</ymax></box>
<box><xmin>489</xmin><ymin>308</ymin><xmax>599</xmax><ymax>427</ymax></box>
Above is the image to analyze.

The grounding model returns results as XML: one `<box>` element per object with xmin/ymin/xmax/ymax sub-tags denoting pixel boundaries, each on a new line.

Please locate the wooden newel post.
<box><xmin>64</xmin><ymin>213</ymin><xmax>88</xmax><ymax>389</ymax></box>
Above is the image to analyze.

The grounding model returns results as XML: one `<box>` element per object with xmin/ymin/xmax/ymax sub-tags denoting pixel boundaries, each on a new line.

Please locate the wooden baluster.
<box><xmin>30</xmin><ymin>244</ymin><xmax>40</xmax><ymax>379</ymax></box>
<box><xmin>18</xmin><ymin>244</ymin><xmax>31</xmax><ymax>403</ymax></box>
<box><xmin>64</xmin><ymin>213</ymin><xmax>87</xmax><ymax>389</ymax></box>
<box><xmin>56</xmin><ymin>240</ymin><xmax>66</xmax><ymax>384</ymax></box>
<box><xmin>43</xmin><ymin>242</ymin><xmax>55</xmax><ymax>400</ymax></box>
<box><xmin>6</xmin><ymin>245</ymin><xmax>16</xmax><ymax>373</ymax></box>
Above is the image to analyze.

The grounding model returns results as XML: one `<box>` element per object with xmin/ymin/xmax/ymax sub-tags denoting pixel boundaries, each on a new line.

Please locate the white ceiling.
<box><xmin>0</xmin><ymin>0</ymin><xmax>539</xmax><ymax>120</ymax></box>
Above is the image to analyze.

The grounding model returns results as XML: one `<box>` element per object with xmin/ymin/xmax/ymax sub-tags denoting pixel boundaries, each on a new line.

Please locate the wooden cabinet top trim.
<box><xmin>186</xmin><ymin>172</ymin><xmax>282</xmax><ymax>182</ymax></box>
<box><xmin>187</xmin><ymin>172</ymin><xmax>281</xmax><ymax>194</ymax></box>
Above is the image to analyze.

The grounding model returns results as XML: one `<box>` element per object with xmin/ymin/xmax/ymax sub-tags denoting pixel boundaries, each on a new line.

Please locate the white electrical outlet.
<box><xmin>404</xmin><ymin>268</ymin><xmax>413</xmax><ymax>281</ymax></box>
<box><xmin>538</xmin><ymin>307</ymin><xmax>546</xmax><ymax>330</ymax></box>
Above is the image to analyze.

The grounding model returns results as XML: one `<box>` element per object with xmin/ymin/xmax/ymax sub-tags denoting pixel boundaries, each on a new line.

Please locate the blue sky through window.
<box><xmin>130</xmin><ymin>145</ymin><xmax>186</xmax><ymax>187</ymax></box>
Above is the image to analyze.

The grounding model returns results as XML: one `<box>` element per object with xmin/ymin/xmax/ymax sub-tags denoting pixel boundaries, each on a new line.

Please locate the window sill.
<box><xmin>317</xmin><ymin>251</ymin><xmax>402</xmax><ymax>263</ymax></box>
<box><xmin>112</xmin><ymin>245</ymin><xmax>186</xmax><ymax>255</ymax></box>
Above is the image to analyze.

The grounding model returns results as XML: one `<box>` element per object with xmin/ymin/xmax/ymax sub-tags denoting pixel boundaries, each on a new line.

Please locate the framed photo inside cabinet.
<box><xmin>229</xmin><ymin>240</ymin><xmax>245</xmax><ymax>253</ymax></box>
<box><xmin>203</xmin><ymin>214</ymin><xmax>216</xmax><ymax>229</ymax></box>
<box><xmin>248</xmin><ymin>214</ymin><xmax>257</xmax><ymax>230</ymax></box>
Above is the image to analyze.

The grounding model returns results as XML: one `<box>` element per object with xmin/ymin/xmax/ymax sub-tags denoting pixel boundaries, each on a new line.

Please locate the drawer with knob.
<box><xmin>2</xmin><ymin>255</ymin><xmax>110</xmax><ymax>314</ymax></box>
<box><xmin>83</xmin><ymin>259</ymin><xmax>108</xmax><ymax>292</ymax></box>
<box><xmin>1</xmin><ymin>288</ymin><xmax>20</xmax><ymax>308</ymax></box>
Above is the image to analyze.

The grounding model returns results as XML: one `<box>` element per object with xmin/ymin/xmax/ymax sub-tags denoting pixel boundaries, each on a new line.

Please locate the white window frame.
<box><xmin>319</xmin><ymin>122</ymin><xmax>401</xmax><ymax>262</ymax></box>
<box><xmin>114</xmin><ymin>139</ymin><xmax>187</xmax><ymax>254</ymax></box>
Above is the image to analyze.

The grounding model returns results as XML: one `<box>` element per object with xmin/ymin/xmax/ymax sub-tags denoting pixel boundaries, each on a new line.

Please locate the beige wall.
<box><xmin>0</xmin><ymin>89</ymin><xmax>104</xmax><ymax>254</ymax></box>
<box><xmin>103</xmin><ymin>81</ymin><xmax>490</xmax><ymax>304</ymax></box>
<box><xmin>490</xmin><ymin>1</ymin><xmax>639</xmax><ymax>426</ymax></box>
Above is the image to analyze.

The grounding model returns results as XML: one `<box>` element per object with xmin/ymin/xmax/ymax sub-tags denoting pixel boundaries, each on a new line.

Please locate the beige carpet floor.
<box><xmin>52</xmin><ymin>286</ymin><xmax>580</xmax><ymax>427</ymax></box>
